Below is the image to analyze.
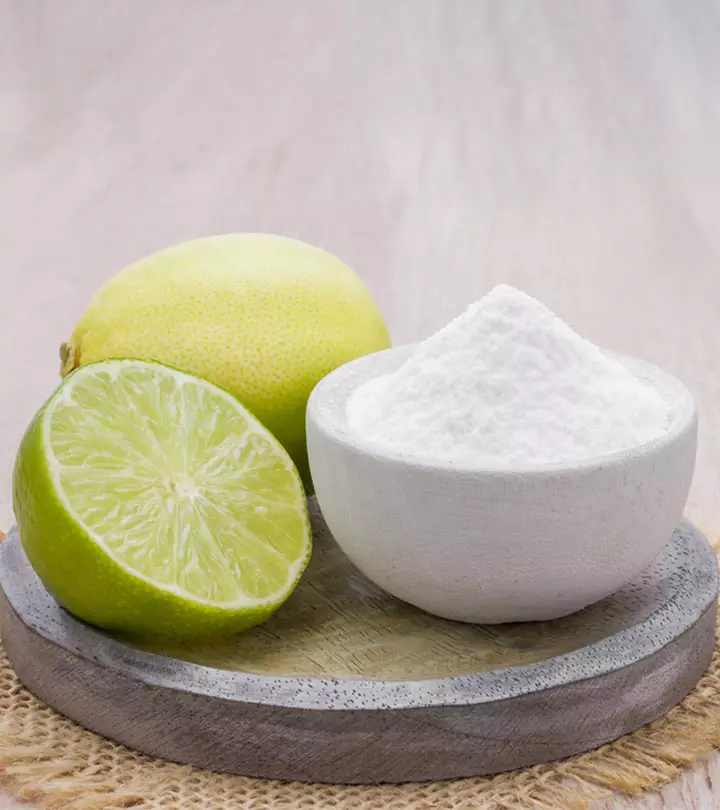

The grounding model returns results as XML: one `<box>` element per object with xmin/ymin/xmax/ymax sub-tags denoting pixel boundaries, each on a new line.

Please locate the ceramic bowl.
<box><xmin>306</xmin><ymin>347</ymin><xmax>697</xmax><ymax>623</ymax></box>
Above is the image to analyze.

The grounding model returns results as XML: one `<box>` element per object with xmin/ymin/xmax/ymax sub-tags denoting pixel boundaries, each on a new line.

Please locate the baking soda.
<box><xmin>346</xmin><ymin>285</ymin><xmax>674</xmax><ymax>466</ymax></box>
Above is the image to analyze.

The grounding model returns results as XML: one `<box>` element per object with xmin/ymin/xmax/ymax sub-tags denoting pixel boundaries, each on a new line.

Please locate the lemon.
<box><xmin>60</xmin><ymin>234</ymin><xmax>391</xmax><ymax>486</ymax></box>
<box><xmin>13</xmin><ymin>359</ymin><xmax>311</xmax><ymax>639</ymax></box>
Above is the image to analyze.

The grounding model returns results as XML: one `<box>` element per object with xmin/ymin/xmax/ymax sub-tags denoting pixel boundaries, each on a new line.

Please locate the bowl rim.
<box><xmin>307</xmin><ymin>345</ymin><xmax>698</xmax><ymax>476</ymax></box>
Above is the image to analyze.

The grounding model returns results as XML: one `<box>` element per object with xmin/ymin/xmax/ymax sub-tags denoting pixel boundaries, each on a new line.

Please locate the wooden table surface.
<box><xmin>1</xmin><ymin>1</ymin><xmax>719</xmax><ymax>807</ymax></box>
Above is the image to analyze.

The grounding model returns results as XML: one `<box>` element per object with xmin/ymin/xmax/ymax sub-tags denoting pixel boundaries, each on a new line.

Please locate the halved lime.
<box><xmin>12</xmin><ymin>359</ymin><xmax>311</xmax><ymax>639</ymax></box>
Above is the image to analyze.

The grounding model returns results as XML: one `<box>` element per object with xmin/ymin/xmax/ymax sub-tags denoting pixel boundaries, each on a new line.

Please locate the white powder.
<box><xmin>346</xmin><ymin>285</ymin><xmax>674</xmax><ymax>467</ymax></box>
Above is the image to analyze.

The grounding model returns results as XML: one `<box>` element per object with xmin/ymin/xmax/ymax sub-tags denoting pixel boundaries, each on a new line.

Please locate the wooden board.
<box><xmin>0</xmin><ymin>506</ymin><xmax>717</xmax><ymax>784</ymax></box>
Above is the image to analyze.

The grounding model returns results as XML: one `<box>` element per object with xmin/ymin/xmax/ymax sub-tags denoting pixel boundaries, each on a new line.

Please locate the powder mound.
<box><xmin>347</xmin><ymin>285</ymin><xmax>675</xmax><ymax>466</ymax></box>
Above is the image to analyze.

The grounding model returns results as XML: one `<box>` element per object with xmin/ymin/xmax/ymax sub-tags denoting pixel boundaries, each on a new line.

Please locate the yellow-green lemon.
<box><xmin>61</xmin><ymin>234</ymin><xmax>391</xmax><ymax>486</ymax></box>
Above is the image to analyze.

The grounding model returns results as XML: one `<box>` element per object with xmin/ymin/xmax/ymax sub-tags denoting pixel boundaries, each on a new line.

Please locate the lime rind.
<box><xmin>13</xmin><ymin>359</ymin><xmax>311</xmax><ymax>638</ymax></box>
<box><xmin>45</xmin><ymin>360</ymin><xmax>310</xmax><ymax>608</ymax></box>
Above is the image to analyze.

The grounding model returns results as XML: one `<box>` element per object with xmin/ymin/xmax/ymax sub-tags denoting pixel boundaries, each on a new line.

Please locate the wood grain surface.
<box><xmin>1</xmin><ymin>0</ymin><xmax>720</xmax><ymax>805</ymax></box>
<box><xmin>3</xmin><ymin>595</ymin><xmax>715</xmax><ymax>785</ymax></box>
<box><xmin>1</xmin><ymin>519</ymin><xmax>716</xmax><ymax>783</ymax></box>
<box><xmin>135</xmin><ymin>502</ymin><xmax>691</xmax><ymax>680</ymax></box>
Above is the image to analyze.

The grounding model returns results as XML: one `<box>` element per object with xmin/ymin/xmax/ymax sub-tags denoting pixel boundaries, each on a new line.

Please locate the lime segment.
<box><xmin>13</xmin><ymin>359</ymin><xmax>311</xmax><ymax>638</ymax></box>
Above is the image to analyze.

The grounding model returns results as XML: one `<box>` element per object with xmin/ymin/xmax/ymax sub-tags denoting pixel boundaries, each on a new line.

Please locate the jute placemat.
<box><xmin>0</xmin><ymin>603</ymin><xmax>716</xmax><ymax>810</ymax></box>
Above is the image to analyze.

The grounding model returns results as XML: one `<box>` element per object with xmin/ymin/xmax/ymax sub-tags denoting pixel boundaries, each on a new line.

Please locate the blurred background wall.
<box><xmin>2</xmin><ymin>0</ymin><xmax>720</xmax><ymax>532</ymax></box>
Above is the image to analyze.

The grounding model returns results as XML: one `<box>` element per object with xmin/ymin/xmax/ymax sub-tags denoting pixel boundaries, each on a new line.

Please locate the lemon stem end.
<box><xmin>60</xmin><ymin>341</ymin><xmax>78</xmax><ymax>377</ymax></box>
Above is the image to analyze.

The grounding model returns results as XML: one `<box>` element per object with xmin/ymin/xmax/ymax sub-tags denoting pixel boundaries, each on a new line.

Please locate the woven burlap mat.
<box><xmin>0</xmin><ymin>604</ymin><xmax>716</xmax><ymax>810</ymax></box>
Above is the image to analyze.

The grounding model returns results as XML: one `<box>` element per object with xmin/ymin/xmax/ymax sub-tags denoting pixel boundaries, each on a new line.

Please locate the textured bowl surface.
<box><xmin>307</xmin><ymin>347</ymin><xmax>698</xmax><ymax>623</ymax></box>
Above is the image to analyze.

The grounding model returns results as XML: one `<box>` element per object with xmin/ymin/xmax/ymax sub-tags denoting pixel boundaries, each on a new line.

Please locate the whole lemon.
<box><xmin>61</xmin><ymin>234</ymin><xmax>390</xmax><ymax>486</ymax></box>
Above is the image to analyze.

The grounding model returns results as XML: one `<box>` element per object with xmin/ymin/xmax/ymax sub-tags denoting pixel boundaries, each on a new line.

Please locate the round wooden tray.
<box><xmin>0</xmin><ymin>504</ymin><xmax>717</xmax><ymax>784</ymax></box>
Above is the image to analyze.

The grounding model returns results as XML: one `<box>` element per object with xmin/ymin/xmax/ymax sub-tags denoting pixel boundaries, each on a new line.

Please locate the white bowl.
<box><xmin>306</xmin><ymin>347</ymin><xmax>698</xmax><ymax>624</ymax></box>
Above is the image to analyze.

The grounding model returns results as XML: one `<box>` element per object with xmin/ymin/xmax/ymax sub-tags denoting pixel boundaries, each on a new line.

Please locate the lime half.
<box><xmin>13</xmin><ymin>359</ymin><xmax>311</xmax><ymax>639</ymax></box>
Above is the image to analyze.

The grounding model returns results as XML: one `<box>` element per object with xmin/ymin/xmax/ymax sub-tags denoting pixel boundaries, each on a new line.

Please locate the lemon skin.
<box><xmin>61</xmin><ymin>234</ymin><xmax>391</xmax><ymax>487</ymax></box>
